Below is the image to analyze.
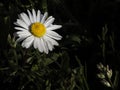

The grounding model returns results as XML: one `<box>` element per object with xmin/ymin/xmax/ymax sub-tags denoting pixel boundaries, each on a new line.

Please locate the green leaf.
<box><xmin>71</xmin><ymin>35</ymin><xmax>81</xmax><ymax>44</ymax></box>
<box><xmin>43</xmin><ymin>53</ymin><xmax>60</xmax><ymax>66</ymax></box>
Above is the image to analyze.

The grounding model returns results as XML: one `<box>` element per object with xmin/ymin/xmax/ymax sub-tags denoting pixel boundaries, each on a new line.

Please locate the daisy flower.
<box><xmin>14</xmin><ymin>9</ymin><xmax>62</xmax><ymax>54</ymax></box>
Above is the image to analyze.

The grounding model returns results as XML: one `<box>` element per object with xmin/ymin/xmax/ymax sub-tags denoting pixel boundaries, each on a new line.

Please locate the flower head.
<box><xmin>14</xmin><ymin>9</ymin><xmax>62</xmax><ymax>54</ymax></box>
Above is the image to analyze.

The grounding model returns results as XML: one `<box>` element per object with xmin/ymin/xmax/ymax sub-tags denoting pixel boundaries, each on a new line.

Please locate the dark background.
<box><xmin>64</xmin><ymin>0</ymin><xmax>120</xmax><ymax>90</ymax></box>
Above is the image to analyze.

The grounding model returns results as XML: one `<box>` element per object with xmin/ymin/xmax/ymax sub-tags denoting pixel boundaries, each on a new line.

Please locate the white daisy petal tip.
<box><xmin>58</xmin><ymin>25</ymin><xmax>62</xmax><ymax>28</ymax></box>
<box><xmin>57</xmin><ymin>25</ymin><xmax>62</xmax><ymax>29</ymax></box>
<box><xmin>14</xmin><ymin>9</ymin><xmax>62</xmax><ymax>54</ymax></box>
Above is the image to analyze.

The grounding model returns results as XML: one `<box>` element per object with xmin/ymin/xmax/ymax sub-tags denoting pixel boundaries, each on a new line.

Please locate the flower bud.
<box><xmin>97</xmin><ymin>73</ymin><xmax>105</xmax><ymax>79</ymax></box>
<box><xmin>106</xmin><ymin>65</ymin><xmax>112</xmax><ymax>79</ymax></box>
<box><xmin>97</xmin><ymin>63</ymin><xmax>104</xmax><ymax>71</ymax></box>
<box><xmin>101</xmin><ymin>79</ymin><xmax>111</xmax><ymax>87</ymax></box>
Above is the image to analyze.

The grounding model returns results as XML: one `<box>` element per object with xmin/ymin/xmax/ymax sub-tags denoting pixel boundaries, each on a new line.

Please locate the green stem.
<box><xmin>113</xmin><ymin>71</ymin><xmax>119</xmax><ymax>90</ymax></box>
<box><xmin>83</xmin><ymin>74</ymin><xmax>89</xmax><ymax>90</ymax></box>
<box><xmin>75</xmin><ymin>56</ymin><xmax>89</xmax><ymax>90</ymax></box>
<box><xmin>108</xmin><ymin>79</ymin><xmax>114</xmax><ymax>90</ymax></box>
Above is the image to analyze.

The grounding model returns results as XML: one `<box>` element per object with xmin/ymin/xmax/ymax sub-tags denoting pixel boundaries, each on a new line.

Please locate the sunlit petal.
<box><xmin>41</xmin><ymin>12</ymin><xmax>48</xmax><ymax>23</ymax></box>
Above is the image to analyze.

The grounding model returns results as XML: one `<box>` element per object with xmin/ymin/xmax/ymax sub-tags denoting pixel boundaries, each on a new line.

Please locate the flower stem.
<box><xmin>113</xmin><ymin>71</ymin><xmax>119</xmax><ymax>90</ymax></box>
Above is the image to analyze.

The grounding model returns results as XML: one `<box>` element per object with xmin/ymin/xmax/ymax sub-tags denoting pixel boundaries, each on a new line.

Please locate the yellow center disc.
<box><xmin>31</xmin><ymin>22</ymin><xmax>46</xmax><ymax>37</ymax></box>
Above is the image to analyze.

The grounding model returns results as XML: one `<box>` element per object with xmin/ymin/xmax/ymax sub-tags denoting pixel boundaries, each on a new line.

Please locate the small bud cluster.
<box><xmin>97</xmin><ymin>63</ymin><xmax>112</xmax><ymax>87</ymax></box>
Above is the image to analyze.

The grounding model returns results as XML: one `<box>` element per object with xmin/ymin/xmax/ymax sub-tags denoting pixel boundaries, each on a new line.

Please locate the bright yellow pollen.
<box><xmin>31</xmin><ymin>22</ymin><xmax>46</xmax><ymax>37</ymax></box>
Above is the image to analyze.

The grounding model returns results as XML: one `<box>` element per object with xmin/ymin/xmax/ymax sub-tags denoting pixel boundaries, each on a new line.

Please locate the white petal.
<box><xmin>40</xmin><ymin>14</ymin><xmax>43</xmax><ymax>21</ymax></box>
<box><xmin>33</xmin><ymin>37</ymin><xmax>48</xmax><ymax>53</ymax></box>
<box><xmin>14</xmin><ymin>22</ymin><xmax>20</xmax><ymax>26</ymax></box>
<box><xmin>16</xmin><ymin>37</ymin><xmax>25</xmax><ymax>42</ymax></box>
<box><xmin>41</xmin><ymin>12</ymin><xmax>48</xmax><ymax>23</ymax></box>
<box><xmin>43</xmin><ymin>37</ymin><xmax>53</xmax><ymax>51</ymax></box>
<box><xmin>40</xmin><ymin>38</ymin><xmax>48</xmax><ymax>54</ymax></box>
<box><xmin>16</xmin><ymin>31</ymin><xmax>31</xmax><ymax>39</ymax></box>
<box><xmin>37</xmin><ymin>38</ymin><xmax>44</xmax><ymax>52</ymax></box>
<box><xmin>38</xmin><ymin>38</ymin><xmax>45</xmax><ymax>52</ymax></box>
<box><xmin>36</xmin><ymin>10</ymin><xmax>41</xmax><ymax>22</ymax></box>
<box><xmin>19</xmin><ymin>13</ymin><xmax>31</xmax><ymax>26</ymax></box>
<box><xmin>27</xmin><ymin>10</ymin><xmax>34</xmax><ymax>23</ymax></box>
<box><xmin>47</xmin><ymin>25</ymin><xmax>62</xmax><ymax>31</ymax></box>
<box><xmin>44</xmin><ymin>18</ymin><xmax>55</xmax><ymax>27</ymax></box>
<box><xmin>22</xmin><ymin>36</ymin><xmax>34</xmax><ymax>48</ymax></box>
<box><xmin>16</xmin><ymin>19</ymin><xmax>28</xmax><ymax>29</ymax></box>
<box><xmin>46</xmin><ymin>30</ymin><xmax>62</xmax><ymax>40</ymax></box>
<box><xmin>16</xmin><ymin>34</ymin><xmax>32</xmax><ymax>42</ymax></box>
<box><xmin>32</xmin><ymin>9</ymin><xmax>37</xmax><ymax>22</ymax></box>
<box><xmin>16</xmin><ymin>30</ymin><xmax>30</xmax><ymax>35</ymax></box>
<box><xmin>14</xmin><ymin>27</ymin><xmax>28</xmax><ymax>31</ymax></box>
<box><xmin>33</xmin><ymin>37</ymin><xmax>39</xmax><ymax>49</ymax></box>
<box><xmin>44</xmin><ymin>36</ymin><xmax>59</xmax><ymax>46</ymax></box>
<box><xmin>47</xmin><ymin>42</ymin><xmax>53</xmax><ymax>51</ymax></box>
<box><xmin>44</xmin><ymin>16</ymin><xmax>53</xmax><ymax>24</ymax></box>
<box><xmin>42</xmin><ymin>38</ymin><xmax>49</xmax><ymax>53</ymax></box>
